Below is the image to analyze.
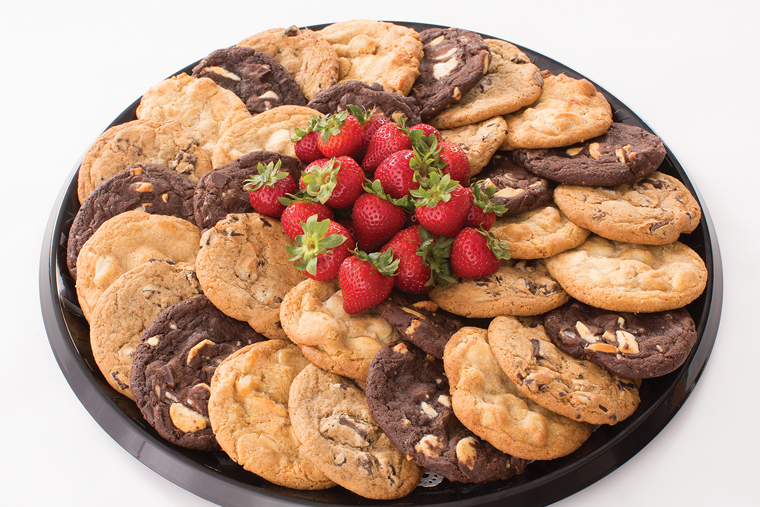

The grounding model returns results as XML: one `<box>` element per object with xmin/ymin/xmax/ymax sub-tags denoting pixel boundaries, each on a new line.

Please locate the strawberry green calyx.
<box><xmin>352</xmin><ymin>247</ymin><xmax>400</xmax><ymax>278</ymax></box>
<box><xmin>478</xmin><ymin>226</ymin><xmax>512</xmax><ymax>261</ymax></box>
<box><xmin>418</xmin><ymin>226</ymin><xmax>457</xmax><ymax>286</ymax></box>
<box><xmin>362</xmin><ymin>178</ymin><xmax>414</xmax><ymax>211</ymax></box>
<box><xmin>286</xmin><ymin>215</ymin><xmax>348</xmax><ymax>277</ymax></box>
<box><xmin>471</xmin><ymin>180</ymin><xmax>508</xmax><ymax>215</ymax></box>
<box><xmin>301</xmin><ymin>158</ymin><xmax>341</xmax><ymax>204</ymax></box>
<box><xmin>316</xmin><ymin>109</ymin><xmax>351</xmax><ymax>143</ymax></box>
<box><xmin>291</xmin><ymin>114</ymin><xmax>321</xmax><ymax>142</ymax></box>
<box><xmin>242</xmin><ymin>160</ymin><xmax>289</xmax><ymax>192</ymax></box>
<box><xmin>346</xmin><ymin>104</ymin><xmax>377</xmax><ymax>126</ymax></box>
<box><xmin>410</xmin><ymin>171</ymin><xmax>458</xmax><ymax>208</ymax></box>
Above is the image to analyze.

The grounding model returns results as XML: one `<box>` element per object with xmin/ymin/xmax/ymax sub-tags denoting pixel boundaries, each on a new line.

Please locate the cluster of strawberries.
<box><xmin>243</xmin><ymin>107</ymin><xmax>510</xmax><ymax>314</ymax></box>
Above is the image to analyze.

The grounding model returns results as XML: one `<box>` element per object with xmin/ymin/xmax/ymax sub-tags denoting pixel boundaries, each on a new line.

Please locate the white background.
<box><xmin>2</xmin><ymin>1</ymin><xmax>758</xmax><ymax>505</ymax></box>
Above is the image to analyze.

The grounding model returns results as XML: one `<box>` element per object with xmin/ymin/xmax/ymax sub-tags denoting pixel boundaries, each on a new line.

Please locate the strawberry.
<box><xmin>338</xmin><ymin>248</ymin><xmax>399</xmax><ymax>314</ymax></box>
<box><xmin>450</xmin><ymin>227</ymin><xmax>511</xmax><ymax>279</ymax></box>
<box><xmin>242</xmin><ymin>160</ymin><xmax>297</xmax><ymax>218</ymax></box>
<box><xmin>351</xmin><ymin>180</ymin><xmax>407</xmax><ymax>252</ymax></box>
<box><xmin>380</xmin><ymin>225</ymin><xmax>455</xmax><ymax>294</ymax></box>
<box><xmin>279</xmin><ymin>199</ymin><xmax>335</xmax><ymax>241</ymax></box>
<box><xmin>346</xmin><ymin>105</ymin><xmax>393</xmax><ymax>163</ymax></box>
<box><xmin>411</xmin><ymin>172</ymin><xmax>473</xmax><ymax>237</ymax></box>
<box><xmin>286</xmin><ymin>215</ymin><xmax>355</xmax><ymax>281</ymax></box>
<box><xmin>291</xmin><ymin>115</ymin><xmax>323</xmax><ymax>163</ymax></box>
<box><xmin>315</xmin><ymin>110</ymin><xmax>363</xmax><ymax>158</ymax></box>
<box><xmin>464</xmin><ymin>181</ymin><xmax>508</xmax><ymax>229</ymax></box>
<box><xmin>300</xmin><ymin>156</ymin><xmax>365</xmax><ymax>208</ymax></box>
<box><xmin>361</xmin><ymin>121</ymin><xmax>413</xmax><ymax>173</ymax></box>
<box><xmin>438</xmin><ymin>141</ymin><xmax>471</xmax><ymax>183</ymax></box>
<box><xmin>409</xmin><ymin>123</ymin><xmax>443</xmax><ymax>142</ymax></box>
<box><xmin>375</xmin><ymin>138</ymin><xmax>445</xmax><ymax>200</ymax></box>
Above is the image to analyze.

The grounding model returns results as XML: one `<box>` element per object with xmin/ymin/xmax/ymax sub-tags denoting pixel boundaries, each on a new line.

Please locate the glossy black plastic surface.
<box><xmin>40</xmin><ymin>22</ymin><xmax>722</xmax><ymax>507</ymax></box>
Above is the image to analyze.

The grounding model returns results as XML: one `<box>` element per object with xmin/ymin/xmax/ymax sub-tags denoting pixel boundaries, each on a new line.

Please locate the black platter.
<box><xmin>39</xmin><ymin>21</ymin><xmax>722</xmax><ymax>507</ymax></box>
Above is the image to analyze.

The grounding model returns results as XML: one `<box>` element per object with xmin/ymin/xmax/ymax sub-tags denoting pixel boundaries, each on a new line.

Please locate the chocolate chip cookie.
<box><xmin>440</xmin><ymin>116</ymin><xmax>507</xmax><ymax>176</ymax></box>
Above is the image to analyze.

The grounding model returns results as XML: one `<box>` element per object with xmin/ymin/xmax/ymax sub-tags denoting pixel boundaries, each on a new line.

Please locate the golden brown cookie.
<box><xmin>440</xmin><ymin>116</ymin><xmax>507</xmax><ymax>176</ymax></box>
<box><xmin>89</xmin><ymin>259</ymin><xmax>202</xmax><ymax>400</ymax></box>
<box><xmin>489</xmin><ymin>203</ymin><xmax>590</xmax><ymax>259</ymax></box>
<box><xmin>211</xmin><ymin>105</ymin><xmax>322</xmax><ymax>168</ymax></box>
<box><xmin>316</xmin><ymin>20</ymin><xmax>423</xmax><ymax>96</ymax></box>
<box><xmin>443</xmin><ymin>327</ymin><xmax>593</xmax><ymax>460</ymax></box>
<box><xmin>135</xmin><ymin>73</ymin><xmax>251</xmax><ymax>156</ymax></box>
<box><xmin>238</xmin><ymin>26</ymin><xmax>340</xmax><ymax>100</ymax></box>
<box><xmin>77</xmin><ymin>119</ymin><xmax>213</xmax><ymax>204</ymax></box>
<box><xmin>75</xmin><ymin>210</ymin><xmax>201</xmax><ymax>322</ymax></box>
<box><xmin>194</xmin><ymin>213</ymin><xmax>306</xmax><ymax>340</ymax></box>
<box><xmin>500</xmin><ymin>71</ymin><xmax>613</xmax><ymax>150</ymax></box>
<box><xmin>279</xmin><ymin>279</ymin><xmax>401</xmax><ymax>381</ymax></box>
<box><xmin>288</xmin><ymin>363</ymin><xmax>422</xmax><ymax>499</ymax></box>
<box><xmin>208</xmin><ymin>340</ymin><xmax>335</xmax><ymax>490</ymax></box>
<box><xmin>544</xmin><ymin>235</ymin><xmax>708</xmax><ymax>312</ymax></box>
<box><xmin>430</xmin><ymin>39</ymin><xmax>543</xmax><ymax>130</ymax></box>
<box><xmin>552</xmin><ymin>171</ymin><xmax>701</xmax><ymax>245</ymax></box>
<box><xmin>488</xmin><ymin>316</ymin><xmax>641</xmax><ymax>425</ymax></box>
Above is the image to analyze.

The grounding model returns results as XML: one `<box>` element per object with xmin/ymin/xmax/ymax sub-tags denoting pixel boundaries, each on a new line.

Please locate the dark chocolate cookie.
<box><xmin>193</xmin><ymin>150</ymin><xmax>303</xmax><ymax>231</ymax></box>
<box><xmin>377</xmin><ymin>292</ymin><xmax>465</xmax><ymax>359</ymax></box>
<box><xmin>366</xmin><ymin>341</ymin><xmax>526</xmax><ymax>483</ymax></box>
<box><xmin>67</xmin><ymin>163</ymin><xmax>196</xmax><ymax>280</ymax></box>
<box><xmin>475</xmin><ymin>152</ymin><xmax>553</xmax><ymax>216</ymax></box>
<box><xmin>410</xmin><ymin>28</ymin><xmax>490</xmax><ymax>122</ymax></box>
<box><xmin>130</xmin><ymin>295</ymin><xmax>266</xmax><ymax>451</ymax></box>
<box><xmin>192</xmin><ymin>46</ymin><xmax>307</xmax><ymax>115</ymax></box>
<box><xmin>306</xmin><ymin>80</ymin><xmax>422</xmax><ymax>125</ymax></box>
<box><xmin>543</xmin><ymin>300</ymin><xmax>698</xmax><ymax>378</ymax></box>
<box><xmin>511</xmin><ymin>122</ymin><xmax>667</xmax><ymax>187</ymax></box>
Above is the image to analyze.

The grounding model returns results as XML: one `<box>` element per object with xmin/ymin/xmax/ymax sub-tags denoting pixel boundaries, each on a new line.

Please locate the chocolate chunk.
<box><xmin>475</xmin><ymin>153</ymin><xmax>553</xmax><ymax>216</ymax></box>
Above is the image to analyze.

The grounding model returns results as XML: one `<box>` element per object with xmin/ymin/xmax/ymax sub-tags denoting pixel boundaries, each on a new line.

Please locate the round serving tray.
<box><xmin>39</xmin><ymin>21</ymin><xmax>722</xmax><ymax>507</ymax></box>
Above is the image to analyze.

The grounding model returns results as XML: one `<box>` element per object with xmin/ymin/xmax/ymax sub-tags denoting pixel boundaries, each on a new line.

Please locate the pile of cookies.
<box><xmin>64</xmin><ymin>20</ymin><xmax>708</xmax><ymax>501</ymax></box>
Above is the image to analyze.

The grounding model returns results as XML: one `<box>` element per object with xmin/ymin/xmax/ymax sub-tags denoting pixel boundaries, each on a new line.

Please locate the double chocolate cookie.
<box><xmin>307</xmin><ymin>80</ymin><xmax>422</xmax><ymax>125</ymax></box>
<box><xmin>476</xmin><ymin>153</ymin><xmax>552</xmax><ymax>216</ymax></box>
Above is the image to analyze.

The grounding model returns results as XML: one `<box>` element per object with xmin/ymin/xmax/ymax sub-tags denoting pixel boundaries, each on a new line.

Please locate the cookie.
<box><xmin>238</xmin><ymin>25</ymin><xmax>340</xmax><ymax>100</ymax></box>
<box><xmin>430</xmin><ymin>39</ymin><xmax>543</xmax><ymax>130</ymax></box>
<box><xmin>428</xmin><ymin>259</ymin><xmax>570</xmax><ymax>318</ymax></box>
<box><xmin>489</xmin><ymin>203</ymin><xmax>590</xmax><ymax>259</ymax></box>
<box><xmin>443</xmin><ymin>327</ymin><xmax>593</xmax><ymax>460</ymax></box>
<box><xmin>440</xmin><ymin>116</ymin><xmax>507</xmax><ymax>176</ymax></box>
<box><xmin>67</xmin><ymin>163</ymin><xmax>196</xmax><ymax>280</ymax></box>
<box><xmin>288</xmin><ymin>363</ymin><xmax>422</xmax><ymax>499</ymax></box>
<box><xmin>366</xmin><ymin>341</ymin><xmax>526</xmax><ymax>483</ymax></box>
<box><xmin>511</xmin><ymin>122</ymin><xmax>668</xmax><ymax>186</ymax></box>
<box><xmin>475</xmin><ymin>152</ymin><xmax>553</xmax><ymax>215</ymax></box>
<box><xmin>193</xmin><ymin>150</ymin><xmax>303</xmax><ymax>231</ymax></box>
<box><xmin>306</xmin><ymin>80</ymin><xmax>421</xmax><ymax>125</ymax></box>
<box><xmin>194</xmin><ymin>212</ymin><xmax>306</xmax><ymax>340</ymax></box>
<box><xmin>208</xmin><ymin>340</ymin><xmax>335</xmax><ymax>490</ymax></box>
<box><xmin>409</xmin><ymin>27</ymin><xmax>491</xmax><ymax>122</ymax></box>
<box><xmin>76</xmin><ymin>118</ymin><xmax>212</xmax><ymax>204</ymax></box>
<box><xmin>488</xmin><ymin>316</ymin><xmax>641</xmax><ymax>425</ymax></box>
<box><xmin>89</xmin><ymin>259</ymin><xmax>202</xmax><ymax>400</ymax></box>
<box><xmin>316</xmin><ymin>20</ymin><xmax>423</xmax><ymax>96</ymax></box>
<box><xmin>376</xmin><ymin>292</ymin><xmax>465</xmax><ymax>359</ymax></box>
<box><xmin>135</xmin><ymin>73</ymin><xmax>251</xmax><ymax>156</ymax></box>
<box><xmin>279</xmin><ymin>279</ymin><xmax>400</xmax><ymax>381</ymax></box>
<box><xmin>500</xmin><ymin>71</ymin><xmax>613</xmax><ymax>150</ymax></box>
<box><xmin>544</xmin><ymin>235</ymin><xmax>708</xmax><ymax>313</ymax></box>
<box><xmin>191</xmin><ymin>46</ymin><xmax>307</xmax><ymax>115</ymax></box>
<box><xmin>211</xmin><ymin>104</ymin><xmax>322</xmax><ymax>167</ymax></box>
<box><xmin>130</xmin><ymin>295</ymin><xmax>266</xmax><ymax>451</ymax></box>
<box><xmin>75</xmin><ymin>210</ymin><xmax>201</xmax><ymax>322</ymax></box>
<box><xmin>552</xmin><ymin>171</ymin><xmax>701</xmax><ymax>245</ymax></box>
<box><xmin>544</xmin><ymin>301</ymin><xmax>698</xmax><ymax>378</ymax></box>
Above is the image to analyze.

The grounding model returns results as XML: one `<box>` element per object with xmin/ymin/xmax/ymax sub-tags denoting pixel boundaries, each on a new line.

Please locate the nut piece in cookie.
<box><xmin>307</xmin><ymin>80</ymin><xmax>422</xmax><ymax>125</ymax></box>
<box><xmin>476</xmin><ymin>153</ymin><xmax>553</xmax><ymax>215</ymax></box>
<box><xmin>288</xmin><ymin>363</ymin><xmax>422</xmax><ymax>499</ymax></box>
<box><xmin>130</xmin><ymin>295</ymin><xmax>267</xmax><ymax>451</ymax></box>
<box><xmin>366</xmin><ymin>340</ymin><xmax>526</xmax><ymax>483</ymax></box>
<box><xmin>443</xmin><ymin>326</ymin><xmax>593</xmax><ymax>460</ymax></box>
<box><xmin>409</xmin><ymin>27</ymin><xmax>491</xmax><ymax>122</ymax></box>
<box><xmin>488</xmin><ymin>315</ymin><xmax>641</xmax><ymax>425</ymax></box>
<box><xmin>544</xmin><ymin>301</ymin><xmax>698</xmax><ymax>378</ymax></box>
<box><xmin>511</xmin><ymin>122</ymin><xmax>668</xmax><ymax>186</ymax></box>
<box><xmin>192</xmin><ymin>46</ymin><xmax>307</xmax><ymax>115</ymax></box>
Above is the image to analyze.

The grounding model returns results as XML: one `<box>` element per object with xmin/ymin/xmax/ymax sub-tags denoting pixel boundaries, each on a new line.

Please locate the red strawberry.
<box><xmin>338</xmin><ymin>249</ymin><xmax>399</xmax><ymax>314</ymax></box>
<box><xmin>362</xmin><ymin>121</ymin><xmax>412</xmax><ymax>173</ymax></box>
<box><xmin>464</xmin><ymin>181</ymin><xmax>508</xmax><ymax>229</ymax></box>
<box><xmin>291</xmin><ymin>115</ymin><xmax>323</xmax><ymax>163</ymax></box>
<box><xmin>280</xmin><ymin>200</ymin><xmax>335</xmax><ymax>241</ymax></box>
<box><xmin>374</xmin><ymin>150</ymin><xmax>417</xmax><ymax>199</ymax></box>
<box><xmin>409</xmin><ymin>123</ymin><xmax>443</xmax><ymax>142</ymax></box>
<box><xmin>346</xmin><ymin>105</ymin><xmax>393</xmax><ymax>163</ymax></box>
<box><xmin>450</xmin><ymin>227</ymin><xmax>511</xmax><ymax>279</ymax></box>
<box><xmin>351</xmin><ymin>181</ymin><xmax>407</xmax><ymax>252</ymax></box>
<box><xmin>242</xmin><ymin>160</ymin><xmax>297</xmax><ymax>218</ymax></box>
<box><xmin>300</xmin><ymin>156</ymin><xmax>365</xmax><ymax>209</ymax></box>
<box><xmin>380</xmin><ymin>225</ymin><xmax>455</xmax><ymax>294</ymax></box>
<box><xmin>412</xmin><ymin>172</ymin><xmax>473</xmax><ymax>237</ymax></box>
<box><xmin>438</xmin><ymin>141</ymin><xmax>471</xmax><ymax>183</ymax></box>
<box><xmin>286</xmin><ymin>216</ymin><xmax>355</xmax><ymax>281</ymax></box>
<box><xmin>315</xmin><ymin>110</ymin><xmax>363</xmax><ymax>158</ymax></box>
